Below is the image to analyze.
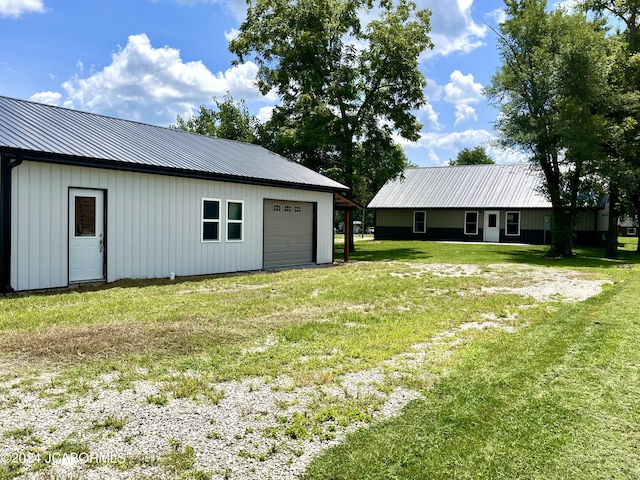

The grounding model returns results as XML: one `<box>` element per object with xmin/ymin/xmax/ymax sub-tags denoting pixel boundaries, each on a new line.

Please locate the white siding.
<box><xmin>11</xmin><ymin>161</ymin><xmax>335</xmax><ymax>291</ymax></box>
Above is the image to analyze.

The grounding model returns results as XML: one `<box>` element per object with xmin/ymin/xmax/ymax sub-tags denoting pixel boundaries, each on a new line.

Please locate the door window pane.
<box><xmin>488</xmin><ymin>214</ymin><xmax>497</xmax><ymax>228</ymax></box>
<box><xmin>413</xmin><ymin>211</ymin><xmax>426</xmax><ymax>233</ymax></box>
<box><xmin>75</xmin><ymin>197</ymin><xmax>96</xmax><ymax>236</ymax></box>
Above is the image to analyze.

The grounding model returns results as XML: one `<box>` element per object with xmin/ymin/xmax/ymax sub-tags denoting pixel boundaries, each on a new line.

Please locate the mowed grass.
<box><xmin>306</xmin><ymin>239</ymin><xmax>640</xmax><ymax>479</ymax></box>
<box><xmin>0</xmin><ymin>238</ymin><xmax>638</xmax><ymax>479</ymax></box>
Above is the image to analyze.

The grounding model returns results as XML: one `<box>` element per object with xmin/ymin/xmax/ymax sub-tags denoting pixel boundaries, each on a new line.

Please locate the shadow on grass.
<box><xmin>337</xmin><ymin>238</ymin><xmax>640</xmax><ymax>270</ymax></box>
<box><xmin>337</xmin><ymin>247</ymin><xmax>433</xmax><ymax>262</ymax></box>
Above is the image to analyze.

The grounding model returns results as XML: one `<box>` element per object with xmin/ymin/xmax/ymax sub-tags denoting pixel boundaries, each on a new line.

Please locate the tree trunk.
<box><xmin>630</xmin><ymin>192</ymin><xmax>640</xmax><ymax>254</ymax></box>
<box><xmin>549</xmin><ymin>206</ymin><xmax>574</xmax><ymax>257</ymax></box>
<box><xmin>349</xmin><ymin>221</ymin><xmax>356</xmax><ymax>254</ymax></box>
<box><xmin>605</xmin><ymin>186</ymin><xmax>619</xmax><ymax>259</ymax></box>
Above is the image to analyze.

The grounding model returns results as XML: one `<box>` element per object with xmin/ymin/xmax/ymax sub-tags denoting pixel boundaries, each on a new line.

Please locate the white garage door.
<box><xmin>264</xmin><ymin>200</ymin><xmax>315</xmax><ymax>268</ymax></box>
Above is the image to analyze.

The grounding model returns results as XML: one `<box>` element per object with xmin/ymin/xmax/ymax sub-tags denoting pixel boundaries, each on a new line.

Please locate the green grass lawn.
<box><xmin>0</xmin><ymin>238</ymin><xmax>638</xmax><ymax>479</ymax></box>
<box><xmin>308</xmin><ymin>238</ymin><xmax>640</xmax><ymax>479</ymax></box>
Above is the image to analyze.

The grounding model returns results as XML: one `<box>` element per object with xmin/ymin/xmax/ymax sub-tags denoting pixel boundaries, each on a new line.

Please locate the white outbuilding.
<box><xmin>0</xmin><ymin>96</ymin><xmax>348</xmax><ymax>292</ymax></box>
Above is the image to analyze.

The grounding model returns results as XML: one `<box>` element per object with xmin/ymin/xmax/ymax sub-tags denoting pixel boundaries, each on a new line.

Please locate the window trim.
<box><xmin>226</xmin><ymin>199</ymin><xmax>244</xmax><ymax>242</ymax></box>
<box><xmin>464</xmin><ymin>211</ymin><xmax>479</xmax><ymax>235</ymax></box>
<box><xmin>505</xmin><ymin>211</ymin><xmax>521</xmax><ymax>236</ymax></box>
<box><xmin>201</xmin><ymin>198</ymin><xmax>221</xmax><ymax>243</ymax></box>
<box><xmin>413</xmin><ymin>211</ymin><xmax>426</xmax><ymax>234</ymax></box>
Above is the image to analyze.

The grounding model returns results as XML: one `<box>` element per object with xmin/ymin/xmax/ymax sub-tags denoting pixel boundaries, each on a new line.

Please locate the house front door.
<box><xmin>69</xmin><ymin>189</ymin><xmax>105</xmax><ymax>282</ymax></box>
<box><xmin>484</xmin><ymin>210</ymin><xmax>500</xmax><ymax>243</ymax></box>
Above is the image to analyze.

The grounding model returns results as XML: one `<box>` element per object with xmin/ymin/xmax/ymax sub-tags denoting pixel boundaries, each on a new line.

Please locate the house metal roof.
<box><xmin>368</xmin><ymin>163</ymin><xmax>551</xmax><ymax>209</ymax></box>
<box><xmin>0</xmin><ymin>96</ymin><xmax>347</xmax><ymax>192</ymax></box>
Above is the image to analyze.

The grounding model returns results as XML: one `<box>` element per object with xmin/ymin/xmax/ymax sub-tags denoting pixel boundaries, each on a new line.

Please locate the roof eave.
<box><xmin>0</xmin><ymin>147</ymin><xmax>348</xmax><ymax>194</ymax></box>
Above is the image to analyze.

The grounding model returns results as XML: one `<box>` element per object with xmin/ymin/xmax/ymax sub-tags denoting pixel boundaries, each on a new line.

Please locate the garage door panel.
<box><xmin>264</xmin><ymin>200</ymin><xmax>315</xmax><ymax>268</ymax></box>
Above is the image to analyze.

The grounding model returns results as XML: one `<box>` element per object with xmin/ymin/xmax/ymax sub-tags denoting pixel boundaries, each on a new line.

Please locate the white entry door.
<box><xmin>484</xmin><ymin>210</ymin><xmax>500</xmax><ymax>243</ymax></box>
<box><xmin>69</xmin><ymin>189</ymin><xmax>105</xmax><ymax>282</ymax></box>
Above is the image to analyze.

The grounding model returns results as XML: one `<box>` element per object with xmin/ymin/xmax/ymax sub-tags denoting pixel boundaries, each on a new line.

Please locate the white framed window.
<box><xmin>506</xmin><ymin>211</ymin><xmax>521</xmax><ymax>236</ymax></box>
<box><xmin>465</xmin><ymin>211</ymin><xmax>479</xmax><ymax>235</ymax></box>
<box><xmin>201</xmin><ymin>198</ymin><xmax>220</xmax><ymax>242</ymax></box>
<box><xmin>227</xmin><ymin>200</ymin><xmax>244</xmax><ymax>242</ymax></box>
<box><xmin>627</xmin><ymin>227</ymin><xmax>637</xmax><ymax>236</ymax></box>
<box><xmin>413</xmin><ymin>211</ymin><xmax>426</xmax><ymax>233</ymax></box>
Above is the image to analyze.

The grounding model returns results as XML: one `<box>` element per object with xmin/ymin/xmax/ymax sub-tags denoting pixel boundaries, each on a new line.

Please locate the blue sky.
<box><xmin>1</xmin><ymin>0</ymin><xmax>536</xmax><ymax>166</ymax></box>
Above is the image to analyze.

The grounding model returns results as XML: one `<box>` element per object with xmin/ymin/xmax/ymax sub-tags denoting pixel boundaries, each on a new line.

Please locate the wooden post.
<box><xmin>344</xmin><ymin>209</ymin><xmax>351</xmax><ymax>262</ymax></box>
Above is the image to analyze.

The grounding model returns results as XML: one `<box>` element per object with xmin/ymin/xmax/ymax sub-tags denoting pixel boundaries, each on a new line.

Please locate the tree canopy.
<box><xmin>228</xmin><ymin>0</ymin><xmax>433</xmax><ymax>205</ymax></box>
<box><xmin>487</xmin><ymin>0</ymin><xmax>611</xmax><ymax>257</ymax></box>
<box><xmin>449</xmin><ymin>147</ymin><xmax>494</xmax><ymax>166</ymax></box>
<box><xmin>578</xmin><ymin>0</ymin><xmax>640</xmax><ymax>255</ymax></box>
<box><xmin>171</xmin><ymin>93</ymin><xmax>259</xmax><ymax>144</ymax></box>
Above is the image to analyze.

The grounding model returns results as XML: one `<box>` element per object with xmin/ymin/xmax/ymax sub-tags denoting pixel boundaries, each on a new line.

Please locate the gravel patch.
<box><xmin>0</xmin><ymin>365</ymin><xmax>425</xmax><ymax>479</ymax></box>
<box><xmin>390</xmin><ymin>263</ymin><xmax>613</xmax><ymax>302</ymax></box>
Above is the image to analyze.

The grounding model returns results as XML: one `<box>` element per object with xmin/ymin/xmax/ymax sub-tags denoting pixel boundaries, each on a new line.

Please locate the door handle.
<box><xmin>99</xmin><ymin>233</ymin><xmax>104</xmax><ymax>253</ymax></box>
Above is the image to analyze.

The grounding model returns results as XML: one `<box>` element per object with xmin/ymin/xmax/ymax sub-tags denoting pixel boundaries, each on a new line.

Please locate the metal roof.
<box><xmin>0</xmin><ymin>96</ymin><xmax>347</xmax><ymax>192</ymax></box>
<box><xmin>368</xmin><ymin>163</ymin><xmax>551</xmax><ymax>209</ymax></box>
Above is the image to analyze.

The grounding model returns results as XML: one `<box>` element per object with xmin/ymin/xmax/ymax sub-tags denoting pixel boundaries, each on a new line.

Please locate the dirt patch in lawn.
<box><xmin>389</xmin><ymin>263</ymin><xmax>613</xmax><ymax>302</ymax></box>
<box><xmin>0</xmin><ymin>321</ymin><xmax>247</xmax><ymax>366</ymax></box>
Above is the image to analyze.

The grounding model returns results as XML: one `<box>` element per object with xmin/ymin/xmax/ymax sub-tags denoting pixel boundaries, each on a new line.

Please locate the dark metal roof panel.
<box><xmin>368</xmin><ymin>164</ymin><xmax>551</xmax><ymax>209</ymax></box>
<box><xmin>0</xmin><ymin>96</ymin><xmax>347</xmax><ymax>191</ymax></box>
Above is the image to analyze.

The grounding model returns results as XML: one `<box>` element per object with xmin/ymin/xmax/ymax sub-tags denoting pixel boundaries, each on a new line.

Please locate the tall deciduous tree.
<box><xmin>580</xmin><ymin>0</ymin><xmax>640</xmax><ymax>254</ymax></box>
<box><xmin>449</xmin><ymin>146</ymin><xmax>495</xmax><ymax>165</ymax></box>
<box><xmin>228</xmin><ymin>0</ymin><xmax>432</xmax><ymax>206</ymax></box>
<box><xmin>486</xmin><ymin>0</ymin><xmax>610</xmax><ymax>257</ymax></box>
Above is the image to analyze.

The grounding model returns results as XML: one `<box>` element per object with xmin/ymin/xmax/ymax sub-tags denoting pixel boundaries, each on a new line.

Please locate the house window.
<box><xmin>413</xmin><ymin>211</ymin><xmax>426</xmax><ymax>233</ymax></box>
<box><xmin>506</xmin><ymin>211</ymin><xmax>520</xmax><ymax>236</ymax></box>
<box><xmin>202</xmin><ymin>198</ymin><xmax>220</xmax><ymax>242</ymax></box>
<box><xmin>465</xmin><ymin>211</ymin><xmax>479</xmax><ymax>235</ymax></box>
<box><xmin>227</xmin><ymin>200</ymin><xmax>244</xmax><ymax>241</ymax></box>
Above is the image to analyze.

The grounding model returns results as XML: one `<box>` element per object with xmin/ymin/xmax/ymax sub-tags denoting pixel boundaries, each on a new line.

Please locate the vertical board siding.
<box><xmin>10</xmin><ymin>161</ymin><xmax>334</xmax><ymax>291</ymax></box>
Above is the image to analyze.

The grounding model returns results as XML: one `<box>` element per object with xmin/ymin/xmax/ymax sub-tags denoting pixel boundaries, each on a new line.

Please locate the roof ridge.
<box><xmin>0</xmin><ymin>95</ymin><xmax>256</xmax><ymax>147</ymax></box>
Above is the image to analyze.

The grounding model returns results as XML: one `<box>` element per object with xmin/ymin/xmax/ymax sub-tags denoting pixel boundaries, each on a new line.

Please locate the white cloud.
<box><xmin>424</xmin><ymin>78</ymin><xmax>444</xmax><ymax>102</ymax></box>
<box><xmin>554</xmin><ymin>0</ymin><xmax>580</xmax><ymax>11</ymax></box>
<box><xmin>224</xmin><ymin>28</ymin><xmax>239</xmax><ymax>42</ymax></box>
<box><xmin>402</xmin><ymin>128</ymin><xmax>529</xmax><ymax>165</ymax></box>
<box><xmin>60</xmin><ymin>33</ymin><xmax>270</xmax><ymax>125</ymax></box>
<box><xmin>256</xmin><ymin>105</ymin><xmax>275</xmax><ymax>123</ymax></box>
<box><xmin>418</xmin><ymin>103</ymin><xmax>441</xmax><ymax>130</ymax></box>
<box><xmin>29</xmin><ymin>91</ymin><xmax>61</xmax><ymax>106</ymax></box>
<box><xmin>398</xmin><ymin>128</ymin><xmax>493</xmax><ymax>165</ymax></box>
<box><xmin>454</xmin><ymin>104</ymin><xmax>477</xmax><ymax>126</ymax></box>
<box><xmin>419</xmin><ymin>0</ymin><xmax>487</xmax><ymax>57</ymax></box>
<box><xmin>488</xmin><ymin>145</ymin><xmax>529</xmax><ymax>164</ymax></box>
<box><xmin>0</xmin><ymin>0</ymin><xmax>45</xmax><ymax>18</ymax></box>
<box><xmin>486</xmin><ymin>7</ymin><xmax>507</xmax><ymax>25</ymax></box>
<box><xmin>444</xmin><ymin>70</ymin><xmax>483</xmax><ymax>105</ymax></box>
